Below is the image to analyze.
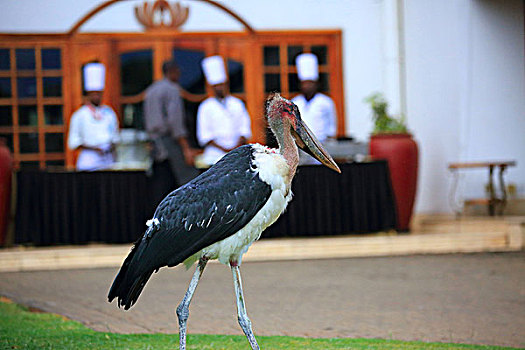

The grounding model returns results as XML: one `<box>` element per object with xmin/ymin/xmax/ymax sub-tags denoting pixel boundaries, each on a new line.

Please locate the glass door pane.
<box><xmin>120</xmin><ymin>50</ymin><xmax>153</xmax><ymax>96</ymax></box>
<box><xmin>172</xmin><ymin>48</ymin><xmax>205</xmax><ymax>94</ymax></box>
<box><xmin>227</xmin><ymin>58</ymin><xmax>244</xmax><ymax>94</ymax></box>
<box><xmin>172</xmin><ymin>47</ymin><xmax>207</xmax><ymax>148</ymax></box>
<box><xmin>15</xmin><ymin>48</ymin><xmax>35</xmax><ymax>70</ymax></box>
<box><xmin>119</xmin><ymin>49</ymin><xmax>153</xmax><ymax>129</ymax></box>
<box><xmin>0</xmin><ymin>49</ymin><xmax>10</xmax><ymax>70</ymax></box>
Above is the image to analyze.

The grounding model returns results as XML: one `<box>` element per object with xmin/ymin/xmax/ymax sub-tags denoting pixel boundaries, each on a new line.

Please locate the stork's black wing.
<box><xmin>108</xmin><ymin>145</ymin><xmax>272</xmax><ymax>309</ymax></box>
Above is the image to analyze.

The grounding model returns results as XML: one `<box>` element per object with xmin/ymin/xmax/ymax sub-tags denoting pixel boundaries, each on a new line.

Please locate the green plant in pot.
<box><xmin>365</xmin><ymin>92</ymin><xmax>408</xmax><ymax>134</ymax></box>
<box><xmin>366</xmin><ymin>92</ymin><xmax>418</xmax><ymax>232</ymax></box>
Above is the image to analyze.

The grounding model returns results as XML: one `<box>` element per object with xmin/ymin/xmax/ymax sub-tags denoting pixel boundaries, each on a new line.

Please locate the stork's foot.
<box><xmin>176</xmin><ymin>258</ymin><xmax>208</xmax><ymax>350</ymax></box>
<box><xmin>231</xmin><ymin>263</ymin><xmax>260</xmax><ymax>350</ymax></box>
<box><xmin>176</xmin><ymin>304</ymin><xmax>188</xmax><ymax>350</ymax></box>
<box><xmin>238</xmin><ymin>314</ymin><xmax>260</xmax><ymax>350</ymax></box>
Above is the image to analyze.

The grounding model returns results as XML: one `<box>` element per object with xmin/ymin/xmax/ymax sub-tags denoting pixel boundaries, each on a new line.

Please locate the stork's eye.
<box><xmin>293</xmin><ymin>105</ymin><xmax>301</xmax><ymax>119</ymax></box>
<box><xmin>283</xmin><ymin>104</ymin><xmax>294</xmax><ymax>115</ymax></box>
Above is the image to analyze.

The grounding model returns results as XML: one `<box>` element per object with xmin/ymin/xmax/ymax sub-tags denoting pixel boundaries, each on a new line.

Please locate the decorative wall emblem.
<box><xmin>134</xmin><ymin>0</ymin><xmax>189</xmax><ymax>31</ymax></box>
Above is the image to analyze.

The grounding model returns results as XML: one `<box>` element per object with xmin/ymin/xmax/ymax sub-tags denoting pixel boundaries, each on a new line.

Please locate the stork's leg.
<box><xmin>176</xmin><ymin>258</ymin><xmax>208</xmax><ymax>350</ymax></box>
<box><xmin>230</xmin><ymin>262</ymin><xmax>260</xmax><ymax>350</ymax></box>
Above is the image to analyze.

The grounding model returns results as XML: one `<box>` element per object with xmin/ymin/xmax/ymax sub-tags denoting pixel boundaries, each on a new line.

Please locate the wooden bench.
<box><xmin>448</xmin><ymin>161</ymin><xmax>516</xmax><ymax>216</ymax></box>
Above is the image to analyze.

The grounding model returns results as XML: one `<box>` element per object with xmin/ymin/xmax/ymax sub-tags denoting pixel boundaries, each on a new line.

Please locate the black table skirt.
<box><xmin>15</xmin><ymin>161</ymin><xmax>396</xmax><ymax>246</ymax></box>
<box><xmin>264</xmin><ymin>162</ymin><xmax>397</xmax><ymax>238</ymax></box>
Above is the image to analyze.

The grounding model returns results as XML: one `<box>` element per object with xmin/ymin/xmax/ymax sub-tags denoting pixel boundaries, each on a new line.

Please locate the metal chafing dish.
<box><xmin>112</xmin><ymin>129</ymin><xmax>152</xmax><ymax>171</ymax></box>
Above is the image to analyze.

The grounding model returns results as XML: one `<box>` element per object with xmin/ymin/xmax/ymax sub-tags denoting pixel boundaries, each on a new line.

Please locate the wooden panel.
<box><xmin>1</xmin><ymin>71</ymin><xmax>61</xmax><ymax>78</ymax></box>
<box><xmin>0</xmin><ymin>99</ymin><xmax>14</xmax><ymax>106</ymax></box>
<box><xmin>0</xmin><ymin>30</ymin><xmax>343</xmax><ymax>43</ymax></box>
<box><xmin>41</xmin><ymin>97</ymin><xmax>64</xmax><ymax>105</ymax></box>
<box><xmin>40</xmin><ymin>153</ymin><xmax>65</xmax><ymax>160</ymax></box>
<box><xmin>17</xmin><ymin>98</ymin><xmax>38</xmax><ymax>105</ymax></box>
<box><xmin>279</xmin><ymin>42</ymin><xmax>289</xmax><ymax>98</ymax></box>
<box><xmin>62</xmin><ymin>41</ymin><xmax>74</xmax><ymax>168</ymax></box>
<box><xmin>106</xmin><ymin>40</ymin><xmax>120</xmax><ymax>118</ymax></box>
<box><xmin>40</xmin><ymin>125</ymin><xmax>66</xmax><ymax>133</ymax></box>
<box><xmin>17</xmin><ymin>153</ymin><xmax>65</xmax><ymax>162</ymax></box>
<box><xmin>246</xmin><ymin>39</ymin><xmax>263</xmax><ymax>143</ymax></box>
<box><xmin>18</xmin><ymin>126</ymin><xmax>40</xmax><ymax>133</ymax></box>
<box><xmin>152</xmin><ymin>41</ymin><xmax>165</xmax><ymax>82</ymax></box>
<box><xmin>18</xmin><ymin>154</ymin><xmax>40</xmax><ymax>161</ymax></box>
<box><xmin>41</xmin><ymin>70</ymin><xmax>63</xmax><ymax>77</ymax></box>
<box><xmin>331</xmin><ymin>32</ymin><xmax>345</xmax><ymax>136</ymax></box>
<box><xmin>115</xmin><ymin>40</ymin><xmax>155</xmax><ymax>52</ymax></box>
<box><xmin>35</xmin><ymin>46</ymin><xmax>45</xmax><ymax>167</ymax></box>
<box><xmin>9</xmin><ymin>48</ymin><xmax>19</xmax><ymax>169</ymax></box>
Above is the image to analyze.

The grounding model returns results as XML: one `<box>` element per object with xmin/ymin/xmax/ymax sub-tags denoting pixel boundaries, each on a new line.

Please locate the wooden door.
<box><xmin>115</xmin><ymin>41</ymin><xmax>155</xmax><ymax>130</ymax></box>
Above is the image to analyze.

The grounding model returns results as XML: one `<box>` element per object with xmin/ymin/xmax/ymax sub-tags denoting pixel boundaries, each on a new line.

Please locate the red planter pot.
<box><xmin>370</xmin><ymin>133</ymin><xmax>418</xmax><ymax>231</ymax></box>
<box><xmin>0</xmin><ymin>138</ymin><xmax>12</xmax><ymax>245</ymax></box>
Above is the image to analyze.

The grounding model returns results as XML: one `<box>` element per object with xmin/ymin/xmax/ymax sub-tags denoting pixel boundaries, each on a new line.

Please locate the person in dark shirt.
<box><xmin>143</xmin><ymin>60</ymin><xmax>199</xmax><ymax>186</ymax></box>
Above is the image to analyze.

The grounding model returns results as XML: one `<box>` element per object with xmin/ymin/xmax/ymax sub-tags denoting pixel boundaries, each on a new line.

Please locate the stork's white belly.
<box><xmin>202</xmin><ymin>145</ymin><xmax>292</xmax><ymax>265</ymax></box>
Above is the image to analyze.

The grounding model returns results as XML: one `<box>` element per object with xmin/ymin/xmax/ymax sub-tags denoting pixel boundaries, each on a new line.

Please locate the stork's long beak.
<box><xmin>291</xmin><ymin>119</ymin><xmax>341</xmax><ymax>173</ymax></box>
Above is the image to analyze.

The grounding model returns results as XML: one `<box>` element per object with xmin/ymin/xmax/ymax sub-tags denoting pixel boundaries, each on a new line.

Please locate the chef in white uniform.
<box><xmin>292</xmin><ymin>53</ymin><xmax>337</xmax><ymax>164</ymax></box>
<box><xmin>67</xmin><ymin>63</ymin><xmax>120</xmax><ymax>171</ymax></box>
<box><xmin>196</xmin><ymin>55</ymin><xmax>252</xmax><ymax>166</ymax></box>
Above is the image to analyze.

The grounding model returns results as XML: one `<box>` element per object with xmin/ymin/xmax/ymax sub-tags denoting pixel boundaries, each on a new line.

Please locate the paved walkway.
<box><xmin>0</xmin><ymin>252</ymin><xmax>524</xmax><ymax>348</ymax></box>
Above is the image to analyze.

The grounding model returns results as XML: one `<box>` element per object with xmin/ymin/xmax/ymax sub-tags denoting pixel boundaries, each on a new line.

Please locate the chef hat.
<box><xmin>296</xmin><ymin>53</ymin><xmax>319</xmax><ymax>82</ymax></box>
<box><xmin>202</xmin><ymin>55</ymin><xmax>227</xmax><ymax>85</ymax></box>
<box><xmin>83</xmin><ymin>63</ymin><xmax>106</xmax><ymax>92</ymax></box>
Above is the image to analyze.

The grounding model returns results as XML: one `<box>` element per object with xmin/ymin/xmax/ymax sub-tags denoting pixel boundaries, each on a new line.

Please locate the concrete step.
<box><xmin>1</xmin><ymin>225</ymin><xmax>523</xmax><ymax>272</ymax></box>
<box><xmin>412</xmin><ymin>214</ymin><xmax>525</xmax><ymax>234</ymax></box>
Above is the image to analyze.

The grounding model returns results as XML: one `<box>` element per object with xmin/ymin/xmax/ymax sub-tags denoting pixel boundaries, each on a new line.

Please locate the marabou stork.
<box><xmin>108</xmin><ymin>93</ymin><xmax>340</xmax><ymax>350</ymax></box>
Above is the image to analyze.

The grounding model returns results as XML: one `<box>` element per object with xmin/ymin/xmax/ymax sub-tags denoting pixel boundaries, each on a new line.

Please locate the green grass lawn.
<box><xmin>0</xmin><ymin>300</ymin><xmax>520</xmax><ymax>350</ymax></box>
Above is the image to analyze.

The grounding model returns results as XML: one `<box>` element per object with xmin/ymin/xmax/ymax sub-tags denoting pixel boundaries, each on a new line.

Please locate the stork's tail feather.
<box><xmin>107</xmin><ymin>239</ymin><xmax>154</xmax><ymax>310</ymax></box>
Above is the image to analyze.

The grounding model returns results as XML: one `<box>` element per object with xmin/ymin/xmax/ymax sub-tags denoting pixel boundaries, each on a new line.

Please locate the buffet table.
<box><xmin>15</xmin><ymin>161</ymin><xmax>396</xmax><ymax>246</ymax></box>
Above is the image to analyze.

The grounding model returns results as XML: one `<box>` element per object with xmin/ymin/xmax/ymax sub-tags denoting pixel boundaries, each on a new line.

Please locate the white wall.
<box><xmin>404</xmin><ymin>0</ymin><xmax>525</xmax><ymax>213</ymax></box>
<box><xmin>1</xmin><ymin>0</ymin><xmax>524</xmax><ymax>213</ymax></box>
<box><xmin>463</xmin><ymin>0</ymin><xmax>525</xmax><ymax>200</ymax></box>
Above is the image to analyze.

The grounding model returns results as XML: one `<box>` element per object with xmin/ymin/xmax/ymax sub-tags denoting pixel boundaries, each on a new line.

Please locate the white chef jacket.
<box><xmin>67</xmin><ymin>104</ymin><xmax>120</xmax><ymax>171</ymax></box>
<box><xmin>197</xmin><ymin>95</ymin><xmax>252</xmax><ymax>165</ymax></box>
<box><xmin>292</xmin><ymin>93</ymin><xmax>337</xmax><ymax>142</ymax></box>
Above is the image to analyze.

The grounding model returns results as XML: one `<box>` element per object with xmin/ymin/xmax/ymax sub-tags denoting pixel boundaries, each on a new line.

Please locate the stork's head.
<box><xmin>266</xmin><ymin>93</ymin><xmax>340</xmax><ymax>173</ymax></box>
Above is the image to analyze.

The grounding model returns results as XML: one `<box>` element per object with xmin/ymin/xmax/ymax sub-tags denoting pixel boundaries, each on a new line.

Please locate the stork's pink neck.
<box><xmin>277</xmin><ymin>129</ymin><xmax>299</xmax><ymax>182</ymax></box>
<box><xmin>266</xmin><ymin>94</ymin><xmax>299</xmax><ymax>181</ymax></box>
